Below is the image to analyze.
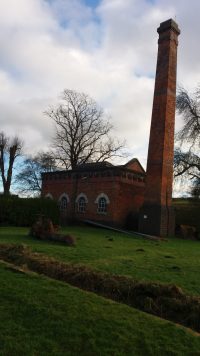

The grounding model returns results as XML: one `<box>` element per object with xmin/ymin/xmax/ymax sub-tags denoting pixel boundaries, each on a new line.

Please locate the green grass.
<box><xmin>1</xmin><ymin>226</ymin><xmax>200</xmax><ymax>355</ymax></box>
<box><xmin>1</xmin><ymin>226</ymin><xmax>200</xmax><ymax>295</ymax></box>
<box><xmin>1</xmin><ymin>262</ymin><xmax>200</xmax><ymax>355</ymax></box>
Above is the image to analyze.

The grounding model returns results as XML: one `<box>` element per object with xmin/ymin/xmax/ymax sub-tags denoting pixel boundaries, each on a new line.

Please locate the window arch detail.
<box><xmin>75</xmin><ymin>193</ymin><xmax>88</xmax><ymax>203</ymax></box>
<box><xmin>45</xmin><ymin>193</ymin><xmax>53</xmax><ymax>199</ymax></box>
<box><xmin>95</xmin><ymin>193</ymin><xmax>110</xmax><ymax>204</ymax></box>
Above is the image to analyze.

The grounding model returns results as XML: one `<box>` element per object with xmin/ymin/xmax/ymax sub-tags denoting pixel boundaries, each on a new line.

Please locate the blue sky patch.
<box><xmin>83</xmin><ymin>0</ymin><xmax>101</xmax><ymax>8</ymax></box>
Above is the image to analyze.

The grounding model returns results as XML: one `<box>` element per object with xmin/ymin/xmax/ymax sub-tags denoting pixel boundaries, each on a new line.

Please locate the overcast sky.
<box><xmin>1</xmin><ymin>0</ymin><xmax>200</xmax><ymax>170</ymax></box>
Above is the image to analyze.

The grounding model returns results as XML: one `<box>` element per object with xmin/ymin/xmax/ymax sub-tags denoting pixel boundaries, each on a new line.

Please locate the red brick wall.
<box><xmin>139</xmin><ymin>19</ymin><xmax>180</xmax><ymax>237</ymax></box>
<box><xmin>42</xmin><ymin>171</ymin><xmax>145</xmax><ymax>227</ymax></box>
<box><xmin>143</xmin><ymin>20</ymin><xmax>180</xmax><ymax>208</ymax></box>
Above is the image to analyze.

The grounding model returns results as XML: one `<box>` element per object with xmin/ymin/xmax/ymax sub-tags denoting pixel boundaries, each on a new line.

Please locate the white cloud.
<box><xmin>0</xmin><ymin>0</ymin><xmax>200</xmax><ymax>172</ymax></box>
<box><xmin>0</xmin><ymin>0</ymin><xmax>53</xmax><ymax>29</ymax></box>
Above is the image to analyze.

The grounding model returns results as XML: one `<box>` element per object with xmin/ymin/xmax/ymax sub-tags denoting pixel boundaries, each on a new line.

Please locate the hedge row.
<box><xmin>0</xmin><ymin>196</ymin><xmax>59</xmax><ymax>226</ymax></box>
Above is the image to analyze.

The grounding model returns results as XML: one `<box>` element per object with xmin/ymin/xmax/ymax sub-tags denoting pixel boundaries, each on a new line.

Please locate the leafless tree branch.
<box><xmin>15</xmin><ymin>151</ymin><xmax>57</xmax><ymax>196</ymax></box>
<box><xmin>45</xmin><ymin>89</ymin><xmax>126</xmax><ymax>169</ymax></box>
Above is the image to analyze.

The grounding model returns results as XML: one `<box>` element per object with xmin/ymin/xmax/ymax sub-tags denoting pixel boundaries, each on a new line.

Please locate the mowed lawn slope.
<box><xmin>1</xmin><ymin>226</ymin><xmax>200</xmax><ymax>355</ymax></box>
<box><xmin>1</xmin><ymin>226</ymin><xmax>200</xmax><ymax>295</ymax></box>
<box><xmin>1</xmin><ymin>262</ymin><xmax>200</xmax><ymax>355</ymax></box>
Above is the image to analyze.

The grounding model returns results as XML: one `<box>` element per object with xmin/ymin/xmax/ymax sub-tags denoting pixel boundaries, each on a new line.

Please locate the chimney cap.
<box><xmin>157</xmin><ymin>19</ymin><xmax>180</xmax><ymax>35</ymax></box>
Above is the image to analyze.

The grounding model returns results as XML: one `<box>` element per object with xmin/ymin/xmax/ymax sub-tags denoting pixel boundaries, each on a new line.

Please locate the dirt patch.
<box><xmin>171</xmin><ymin>266</ymin><xmax>181</xmax><ymax>271</ymax></box>
<box><xmin>1</xmin><ymin>243</ymin><xmax>200</xmax><ymax>333</ymax></box>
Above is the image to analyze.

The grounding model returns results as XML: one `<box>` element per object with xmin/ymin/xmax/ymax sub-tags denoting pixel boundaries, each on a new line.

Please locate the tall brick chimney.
<box><xmin>139</xmin><ymin>19</ymin><xmax>180</xmax><ymax>237</ymax></box>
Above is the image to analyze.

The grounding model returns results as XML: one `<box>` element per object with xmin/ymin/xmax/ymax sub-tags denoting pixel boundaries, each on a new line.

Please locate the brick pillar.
<box><xmin>139</xmin><ymin>19</ymin><xmax>180</xmax><ymax>237</ymax></box>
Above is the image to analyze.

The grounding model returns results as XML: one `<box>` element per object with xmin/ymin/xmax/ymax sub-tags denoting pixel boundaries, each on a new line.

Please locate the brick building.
<box><xmin>41</xmin><ymin>158</ymin><xmax>145</xmax><ymax>227</ymax></box>
<box><xmin>41</xmin><ymin>18</ymin><xmax>180</xmax><ymax>235</ymax></box>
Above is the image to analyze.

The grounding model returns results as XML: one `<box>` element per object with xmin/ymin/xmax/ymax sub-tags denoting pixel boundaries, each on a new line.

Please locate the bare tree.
<box><xmin>174</xmin><ymin>86</ymin><xmax>200</xmax><ymax>196</ymax></box>
<box><xmin>0</xmin><ymin>132</ymin><xmax>23</xmax><ymax>195</ymax></box>
<box><xmin>174</xmin><ymin>150</ymin><xmax>200</xmax><ymax>179</ymax></box>
<box><xmin>16</xmin><ymin>152</ymin><xmax>57</xmax><ymax>196</ymax></box>
<box><xmin>174</xmin><ymin>149</ymin><xmax>200</xmax><ymax>197</ymax></box>
<box><xmin>176</xmin><ymin>85</ymin><xmax>200</xmax><ymax>147</ymax></box>
<box><xmin>45</xmin><ymin>89</ymin><xmax>125</xmax><ymax>169</ymax></box>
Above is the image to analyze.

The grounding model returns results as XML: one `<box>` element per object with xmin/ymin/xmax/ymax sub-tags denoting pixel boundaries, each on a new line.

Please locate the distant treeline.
<box><xmin>173</xmin><ymin>198</ymin><xmax>200</xmax><ymax>231</ymax></box>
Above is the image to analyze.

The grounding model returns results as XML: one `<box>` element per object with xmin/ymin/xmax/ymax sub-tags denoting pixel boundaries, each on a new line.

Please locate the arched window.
<box><xmin>78</xmin><ymin>197</ymin><xmax>86</xmax><ymax>213</ymax></box>
<box><xmin>76</xmin><ymin>193</ymin><xmax>88</xmax><ymax>213</ymax></box>
<box><xmin>95</xmin><ymin>193</ymin><xmax>110</xmax><ymax>214</ymax></box>
<box><xmin>98</xmin><ymin>197</ymin><xmax>107</xmax><ymax>213</ymax></box>
<box><xmin>60</xmin><ymin>196</ymin><xmax>68</xmax><ymax>211</ymax></box>
<box><xmin>58</xmin><ymin>193</ymin><xmax>69</xmax><ymax>211</ymax></box>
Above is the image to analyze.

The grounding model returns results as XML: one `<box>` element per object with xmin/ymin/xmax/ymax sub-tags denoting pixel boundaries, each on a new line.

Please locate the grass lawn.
<box><xmin>1</xmin><ymin>262</ymin><xmax>200</xmax><ymax>355</ymax></box>
<box><xmin>1</xmin><ymin>226</ymin><xmax>200</xmax><ymax>355</ymax></box>
<box><xmin>1</xmin><ymin>226</ymin><xmax>200</xmax><ymax>295</ymax></box>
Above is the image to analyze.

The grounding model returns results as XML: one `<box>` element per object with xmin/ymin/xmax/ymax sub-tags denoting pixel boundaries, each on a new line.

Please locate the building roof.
<box><xmin>76</xmin><ymin>161</ymin><xmax>113</xmax><ymax>170</ymax></box>
<box><xmin>123</xmin><ymin>158</ymin><xmax>145</xmax><ymax>174</ymax></box>
<box><xmin>42</xmin><ymin>158</ymin><xmax>146</xmax><ymax>180</ymax></box>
